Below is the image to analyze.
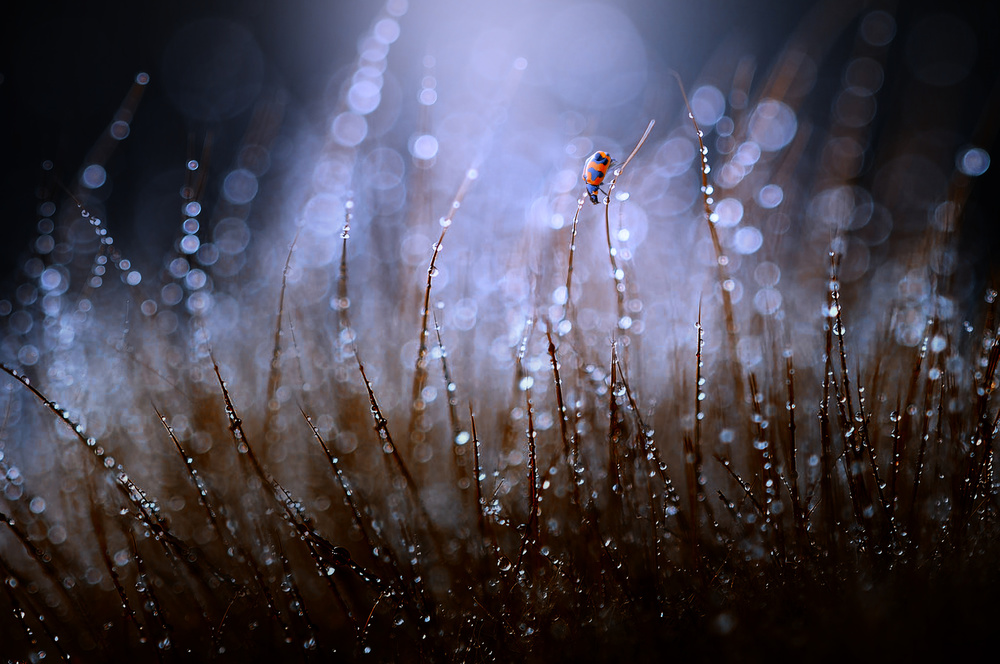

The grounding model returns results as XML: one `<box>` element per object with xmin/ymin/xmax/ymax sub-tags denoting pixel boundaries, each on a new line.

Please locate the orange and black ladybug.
<box><xmin>582</xmin><ymin>150</ymin><xmax>613</xmax><ymax>204</ymax></box>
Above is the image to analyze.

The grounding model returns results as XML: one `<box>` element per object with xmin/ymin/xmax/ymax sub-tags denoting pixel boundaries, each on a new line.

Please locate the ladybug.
<box><xmin>582</xmin><ymin>150</ymin><xmax>613</xmax><ymax>204</ymax></box>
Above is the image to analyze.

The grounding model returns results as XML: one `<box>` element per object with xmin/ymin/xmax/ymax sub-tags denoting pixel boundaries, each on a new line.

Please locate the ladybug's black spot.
<box><xmin>586</xmin><ymin>166</ymin><xmax>605</xmax><ymax>184</ymax></box>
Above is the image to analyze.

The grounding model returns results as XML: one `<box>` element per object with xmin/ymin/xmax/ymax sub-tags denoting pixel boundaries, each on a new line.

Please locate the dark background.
<box><xmin>0</xmin><ymin>0</ymin><xmax>370</xmax><ymax>282</ymax></box>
